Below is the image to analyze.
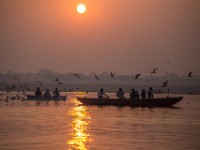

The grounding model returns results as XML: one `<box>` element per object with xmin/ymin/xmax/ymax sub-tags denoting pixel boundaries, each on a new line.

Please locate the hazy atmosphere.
<box><xmin>1</xmin><ymin>0</ymin><xmax>200</xmax><ymax>75</ymax></box>
<box><xmin>1</xmin><ymin>1</ymin><xmax>200</xmax><ymax>149</ymax></box>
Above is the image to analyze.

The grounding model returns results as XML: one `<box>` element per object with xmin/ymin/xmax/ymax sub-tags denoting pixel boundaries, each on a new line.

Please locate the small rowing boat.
<box><xmin>76</xmin><ymin>96</ymin><xmax>183</xmax><ymax>107</ymax></box>
<box><xmin>26</xmin><ymin>95</ymin><xmax>67</xmax><ymax>101</ymax></box>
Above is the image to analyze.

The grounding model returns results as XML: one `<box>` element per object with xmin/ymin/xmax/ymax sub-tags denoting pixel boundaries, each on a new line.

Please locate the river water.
<box><xmin>0</xmin><ymin>93</ymin><xmax>199</xmax><ymax>150</ymax></box>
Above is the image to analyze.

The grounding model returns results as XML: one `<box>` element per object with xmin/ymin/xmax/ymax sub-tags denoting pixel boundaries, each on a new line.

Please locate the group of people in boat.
<box><xmin>98</xmin><ymin>87</ymin><xmax>154</xmax><ymax>99</ymax></box>
<box><xmin>35</xmin><ymin>86</ymin><xmax>154</xmax><ymax>100</ymax></box>
<box><xmin>130</xmin><ymin>87</ymin><xmax>154</xmax><ymax>99</ymax></box>
<box><xmin>35</xmin><ymin>87</ymin><xmax>60</xmax><ymax>99</ymax></box>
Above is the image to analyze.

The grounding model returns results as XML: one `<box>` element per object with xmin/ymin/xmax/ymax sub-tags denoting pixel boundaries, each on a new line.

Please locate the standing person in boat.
<box><xmin>44</xmin><ymin>89</ymin><xmax>51</xmax><ymax>100</ymax></box>
<box><xmin>53</xmin><ymin>88</ymin><xmax>60</xmax><ymax>97</ymax></box>
<box><xmin>130</xmin><ymin>88</ymin><xmax>136</xmax><ymax>99</ymax></box>
<box><xmin>35</xmin><ymin>87</ymin><xmax>42</xmax><ymax>97</ymax></box>
<box><xmin>98</xmin><ymin>88</ymin><xmax>109</xmax><ymax>99</ymax></box>
<box><xmin>116</xmin><ymin>88</ymin><xmax>125</xmax><ymax>99</ymax></box>
<box><xmin>148</xmin><ymin>87</ymin><xmax>154</xmax><ymax>98</ymax></box>
<box><xmin>141</xmin><ymin>89</ymin><xmax>147</xmax><ymax>99</ymax></box>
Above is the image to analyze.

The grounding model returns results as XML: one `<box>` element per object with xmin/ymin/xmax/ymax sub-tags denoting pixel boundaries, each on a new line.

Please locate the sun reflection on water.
<box><xmin>67</xmin><ymin>98</ymin><xmax>92</xmax><ymax>150</ymax></box>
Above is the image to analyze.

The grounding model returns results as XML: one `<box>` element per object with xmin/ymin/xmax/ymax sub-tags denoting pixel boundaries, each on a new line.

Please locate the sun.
<box><xmin>77</xmin><ymin>4</ymin><xmax>86</xmax><ymax>14</ymax></box>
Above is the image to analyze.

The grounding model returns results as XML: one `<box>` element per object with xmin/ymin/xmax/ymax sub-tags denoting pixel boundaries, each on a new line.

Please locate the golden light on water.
<box><xmin>67</xmin><ymin>98</ymin><xmax>92</xmax><ymax>150</ymax></box>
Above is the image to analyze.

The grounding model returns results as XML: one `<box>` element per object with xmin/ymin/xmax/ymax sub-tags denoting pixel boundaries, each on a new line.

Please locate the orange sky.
<box><xmin>0</xmin><ymin>0</ymin><xmax>200</xmax><ymax>75</ymax></box>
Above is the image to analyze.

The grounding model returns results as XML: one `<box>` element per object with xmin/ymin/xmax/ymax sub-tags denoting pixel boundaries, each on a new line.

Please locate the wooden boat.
<box><xmin>76</xmin><ymin>96</ymin><xmax>183</xmax><ymax>107</ymax></box>
<box><xmin>26</xmin><ymin>95</ymin><xmax>67</xmax><ymax>101</ymax></box>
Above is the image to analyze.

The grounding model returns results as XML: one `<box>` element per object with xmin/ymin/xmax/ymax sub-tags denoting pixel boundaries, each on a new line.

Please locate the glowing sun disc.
<box><xmin>77</xmin><ymin>4</ymin><xmax>86</xmax><ymax>14</ymax></box>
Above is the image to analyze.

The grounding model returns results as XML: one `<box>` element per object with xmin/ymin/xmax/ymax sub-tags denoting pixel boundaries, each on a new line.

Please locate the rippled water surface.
<box><xmin>0</xmin><ymin>93</ymin><xmax>199</xmax><ymax>150</ymax></box>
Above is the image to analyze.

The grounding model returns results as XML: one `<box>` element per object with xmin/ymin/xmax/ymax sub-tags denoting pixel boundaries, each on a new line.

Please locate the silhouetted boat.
<box><xmin>26</xmin><ymin>95</ymin><xmax>67</xmax><ymax>101</ymax></box>
<box><xmin>76</xmin><ymin>96</ymin><xmax>183</xmax><ymax>107</ymax></box>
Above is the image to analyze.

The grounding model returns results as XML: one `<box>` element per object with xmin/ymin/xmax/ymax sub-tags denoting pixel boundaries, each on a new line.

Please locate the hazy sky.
<box><xmin>1</xmin><ymin>0</ymin><xmax>200</xmax><ymax>75</ymax></box>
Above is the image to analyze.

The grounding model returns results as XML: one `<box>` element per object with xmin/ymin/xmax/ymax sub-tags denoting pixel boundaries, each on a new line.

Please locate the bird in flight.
<box><xmin>58</xmin><ymin>81</ymin><xmax>63</xmax><ymax>85</ymax></box>
<box><xmin>5</xmin><ymin>85</ymin><xmax>17</xmax><ymax>91</ymax></box>
<box><xmin>73</xmin><ymin>73</ymin><xmax>80</xmax><ymax>78</ymax></box>
<box><xmin>75</xmin><ymin>88</ymin><xmax>82</xmax><ymax>91</ymax></box>
<box><xmin>12</xmin><ymin>77</ymin><xmax>18</xmax><ymax>80</ymax></box>
<box><xmin>35</xmin><ymin>80</ymin><xmax>42</xmax><ymax>86</ymax></box>
<box><xmin>135</xmin><ymin>74</ymin><xmax>141</xmax><ymax>80</ymax></box>
<box><xmin>151</xmin><ymin>68</ymin><xmax>158</xmax><ymax>73</ymax></box>
<box><xmin>55</xmin><ymin>77</ymin><xmax>63</xmax><ymax>85</ymax></box>
<box><xmin>94</xmin><ymin>75</ymin><xmax>100</xmax><ymax>80</ymax></box>
<box><xmin>187</xmin><ymin>72</ymin><xmax>193</xmax><ymax>77</ymax></box>
<box><xmin>19</xmin><ymin>85</ymin><xmax>30</xmax><ymax>91</ymax></box>
<box><xmin>162</xmin><ymin>80</ymin><xmax>168</xmax><ymax>87</ymax></box>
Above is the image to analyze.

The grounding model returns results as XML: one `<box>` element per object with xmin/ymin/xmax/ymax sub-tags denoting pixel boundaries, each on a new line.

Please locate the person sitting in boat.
<box><xmin>116</xmin><ymin>88</ymin><xmax>125</xmax><ymax>99</ymax></box>
<box><xmin>148</xmin><ymin>87</ymin><xmax>154</xmax><ymax>98</ymax></box>
<box><xmin>35</xmin><ymin>87</ymin><xmax>42</xmax><ymax>97</ymax></box>
<box><xmin>130</xmin><ymin>88</ymin><xmax>137</xmax><ymax>99</ymax></box>
<box><xmin>44</xmin><ymin>89</ymin><xmax>51</xmax><ymax>100</ymax></box>
<box><xmin>53</xmin><ymin>88</ymin><xmax>60</xmax><ymax>97</ymax></box>
<box><xmin>141</xmin><ymin>89</ymin><xmax>146</xmax><ymax>99</ymax></box>
<box><xmin>135</xmin><ymin>90</ymin><xmax>140</xmax><ymax>99</ymax></box>
<box><xmin>98</xmin><ymin>88</ymin><xmax>109</xmax><ymax>99</ymax></box>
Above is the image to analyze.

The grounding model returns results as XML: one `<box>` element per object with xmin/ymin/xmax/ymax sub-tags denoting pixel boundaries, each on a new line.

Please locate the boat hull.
<box><xmin>76</xmin><ymin>97</ymin><xmax>183</xmax><ymax>107</ymax></box>
<box><xmin>26</xmin><ymin>95</ymin><xmax>67</xmax><ymax>101</ymax></box>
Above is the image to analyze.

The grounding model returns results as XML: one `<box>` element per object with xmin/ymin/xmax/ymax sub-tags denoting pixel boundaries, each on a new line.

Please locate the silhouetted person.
<box><xmin>35</xmin><ymin>87</ymin><xmax>42</xmax><ymax>97</ymax></box>
<box><xmin>111</xmin><ymin>72</ymin><xmax>114</xmax><ymax>78</ymax></box>
<box><xmin>141</xmin><ymin>89</ymin><xmax>146</xmax><ymax>99</ymax></box>
<box><xmin>116</xmin><ymin>88</ymin><xmax>125</xmax><ymax>99</ymax></box>
<box><xmin>167</xmin><ymin>88</ymin><xmax>170</xmax><ymax>98</ymax></box>
<box><xmin>44</xmin><ymin>89</ymin><xmax>51</xmax><ymax>100</ymax></box>
<box><xmin>98</xmin><ymin>88</ymin><xmax>109</xmax><ymax>99</ymax></box>
<box><xmin>53</xmin><ymin>88</ymin><xmax>60</xmax><ymax>97</ymax></box>
<box><xmin>148</xmin><ymin>87</ymin><xmax>154</xmax><ymax>98</ymax></box>
<box><xmin>187</xmin><ymin>72</ymin><xmax>192</xmax><ymax>77</ymax></box>
<box><xmin>130</xmin><ymin>88</ymin><xmax>136</xmax><ymax>99</ymax></box>
<box><xmin>135</xmin><ymin>90</ymin><xmax>140</xmax><ymax>99</ymax></box>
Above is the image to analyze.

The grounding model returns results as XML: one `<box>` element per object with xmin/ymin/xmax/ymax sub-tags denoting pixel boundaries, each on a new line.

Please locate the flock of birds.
<box><xmin>0</xmin><ymin>70</ymin><xmax>194</xmax><ymax>101</ymax></box>
<box><xmin>2</xmin><ymin>69</ymin><xmax>194</xmax><ymax>93</ymax></box>
<box><xmin>2</xmin><ymin>57</ymin><xmax>195</xmax><ymax>94</ymax></box>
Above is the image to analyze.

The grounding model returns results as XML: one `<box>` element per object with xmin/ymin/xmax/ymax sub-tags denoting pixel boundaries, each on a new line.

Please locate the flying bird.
<box><xmin>110</xmin><ymin>72</ymin><xmax>114</xmax><ymax>78</ymax></box>
<box><xmin>73</xmin><ymin>73</ymin><xmax>80</xmax><ymax>78</ymax></box>
<box><xmin>75</xmin><ymin>88</ymin><xmax>82</xmax><ymax>91</ymax></box>
<box><xmin>35</xmin><ymin>80</ymin><xmax>42</xmax><ymax>86</ymax></box>
<box><xmin>19</xmin><ymin>85</ymin><xmax>30</xmax><ymax>91</ymax></box>
<box><xmin>5</xmin><ymin>86</ymin><xmax>12</xmax><ymax>92</ymax></box>
<box><xmin>162</xmin><ymin>80</ymin><xmax>168</xmax><ymax>87</ymax></box>
<box><xmin>55</xmin><ymin>77</ymin><xmax>63</xmax><ymax>85</ymax></box>
<box><xmin>69</xmin><ymin>88</ymin><xmax>74</xmax><ymax>92</ymax></box>
<box><xmin>55</xmin><ymin>77</ymin><xmax>59</xmax><ymax>82</ymax></box>
<box><xmin>151</xmin><ymin>68</ymin><xmax>158</xmax><ymax>73</ymax></box>
<box><xmin>187</xmin><ymin>72</ymin><xmax>193</xmax><ymax>77</ymax></box>
<box><xmin>24</xmin><ymin>85</ymin><xmax>30</xmax><ymax>91</ymax></box>
<box><xmin>57</xmin><ymin>81</ymin><xmax>63</xmax><ymax>85</ymax></box>
<box><xmin>5</xmin><ymin>85</ymin><xmax>17</xmax><ymax>91</ymax></box>
<box><xmin>12</xmin><ymin>85</ymin><xmax>17</xmax><ymax>89</ymax></box>
<box><xmin>167</xmin><ymin>61</ymin><xmax>170</xmax><ymax>63</ymax></box>
<box><xmin>135</xmin><ymin>74</ymin><xmax>141</xmax><ymax>80</ymax></box>
<box><xmin>12</xmin><ymin>77</ymin><xmax>18</xmax><ymax>80</ymax></box>
<box><xmin>94</xmin><ymin>75</ymin><xmax>100</xmax><ymax>80</ymax></box>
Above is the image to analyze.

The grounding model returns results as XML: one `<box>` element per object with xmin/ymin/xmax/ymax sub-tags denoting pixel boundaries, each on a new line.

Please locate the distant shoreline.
<box><xmin>0</xmin><ymin>83</ymin><xmax>200</xmax><ymax>96</ymax></box>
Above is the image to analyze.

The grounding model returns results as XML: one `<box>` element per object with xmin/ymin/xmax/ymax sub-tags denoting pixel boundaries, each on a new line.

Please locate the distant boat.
<box><xmin>26</xmin><ymin>95</ymin><xmax>67</xmax><ymax>101</ymax></box>
<box><xmin>76</xmin><ymin>97</ymin><xmax>183</xmax><ymax>107</ymax></box>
